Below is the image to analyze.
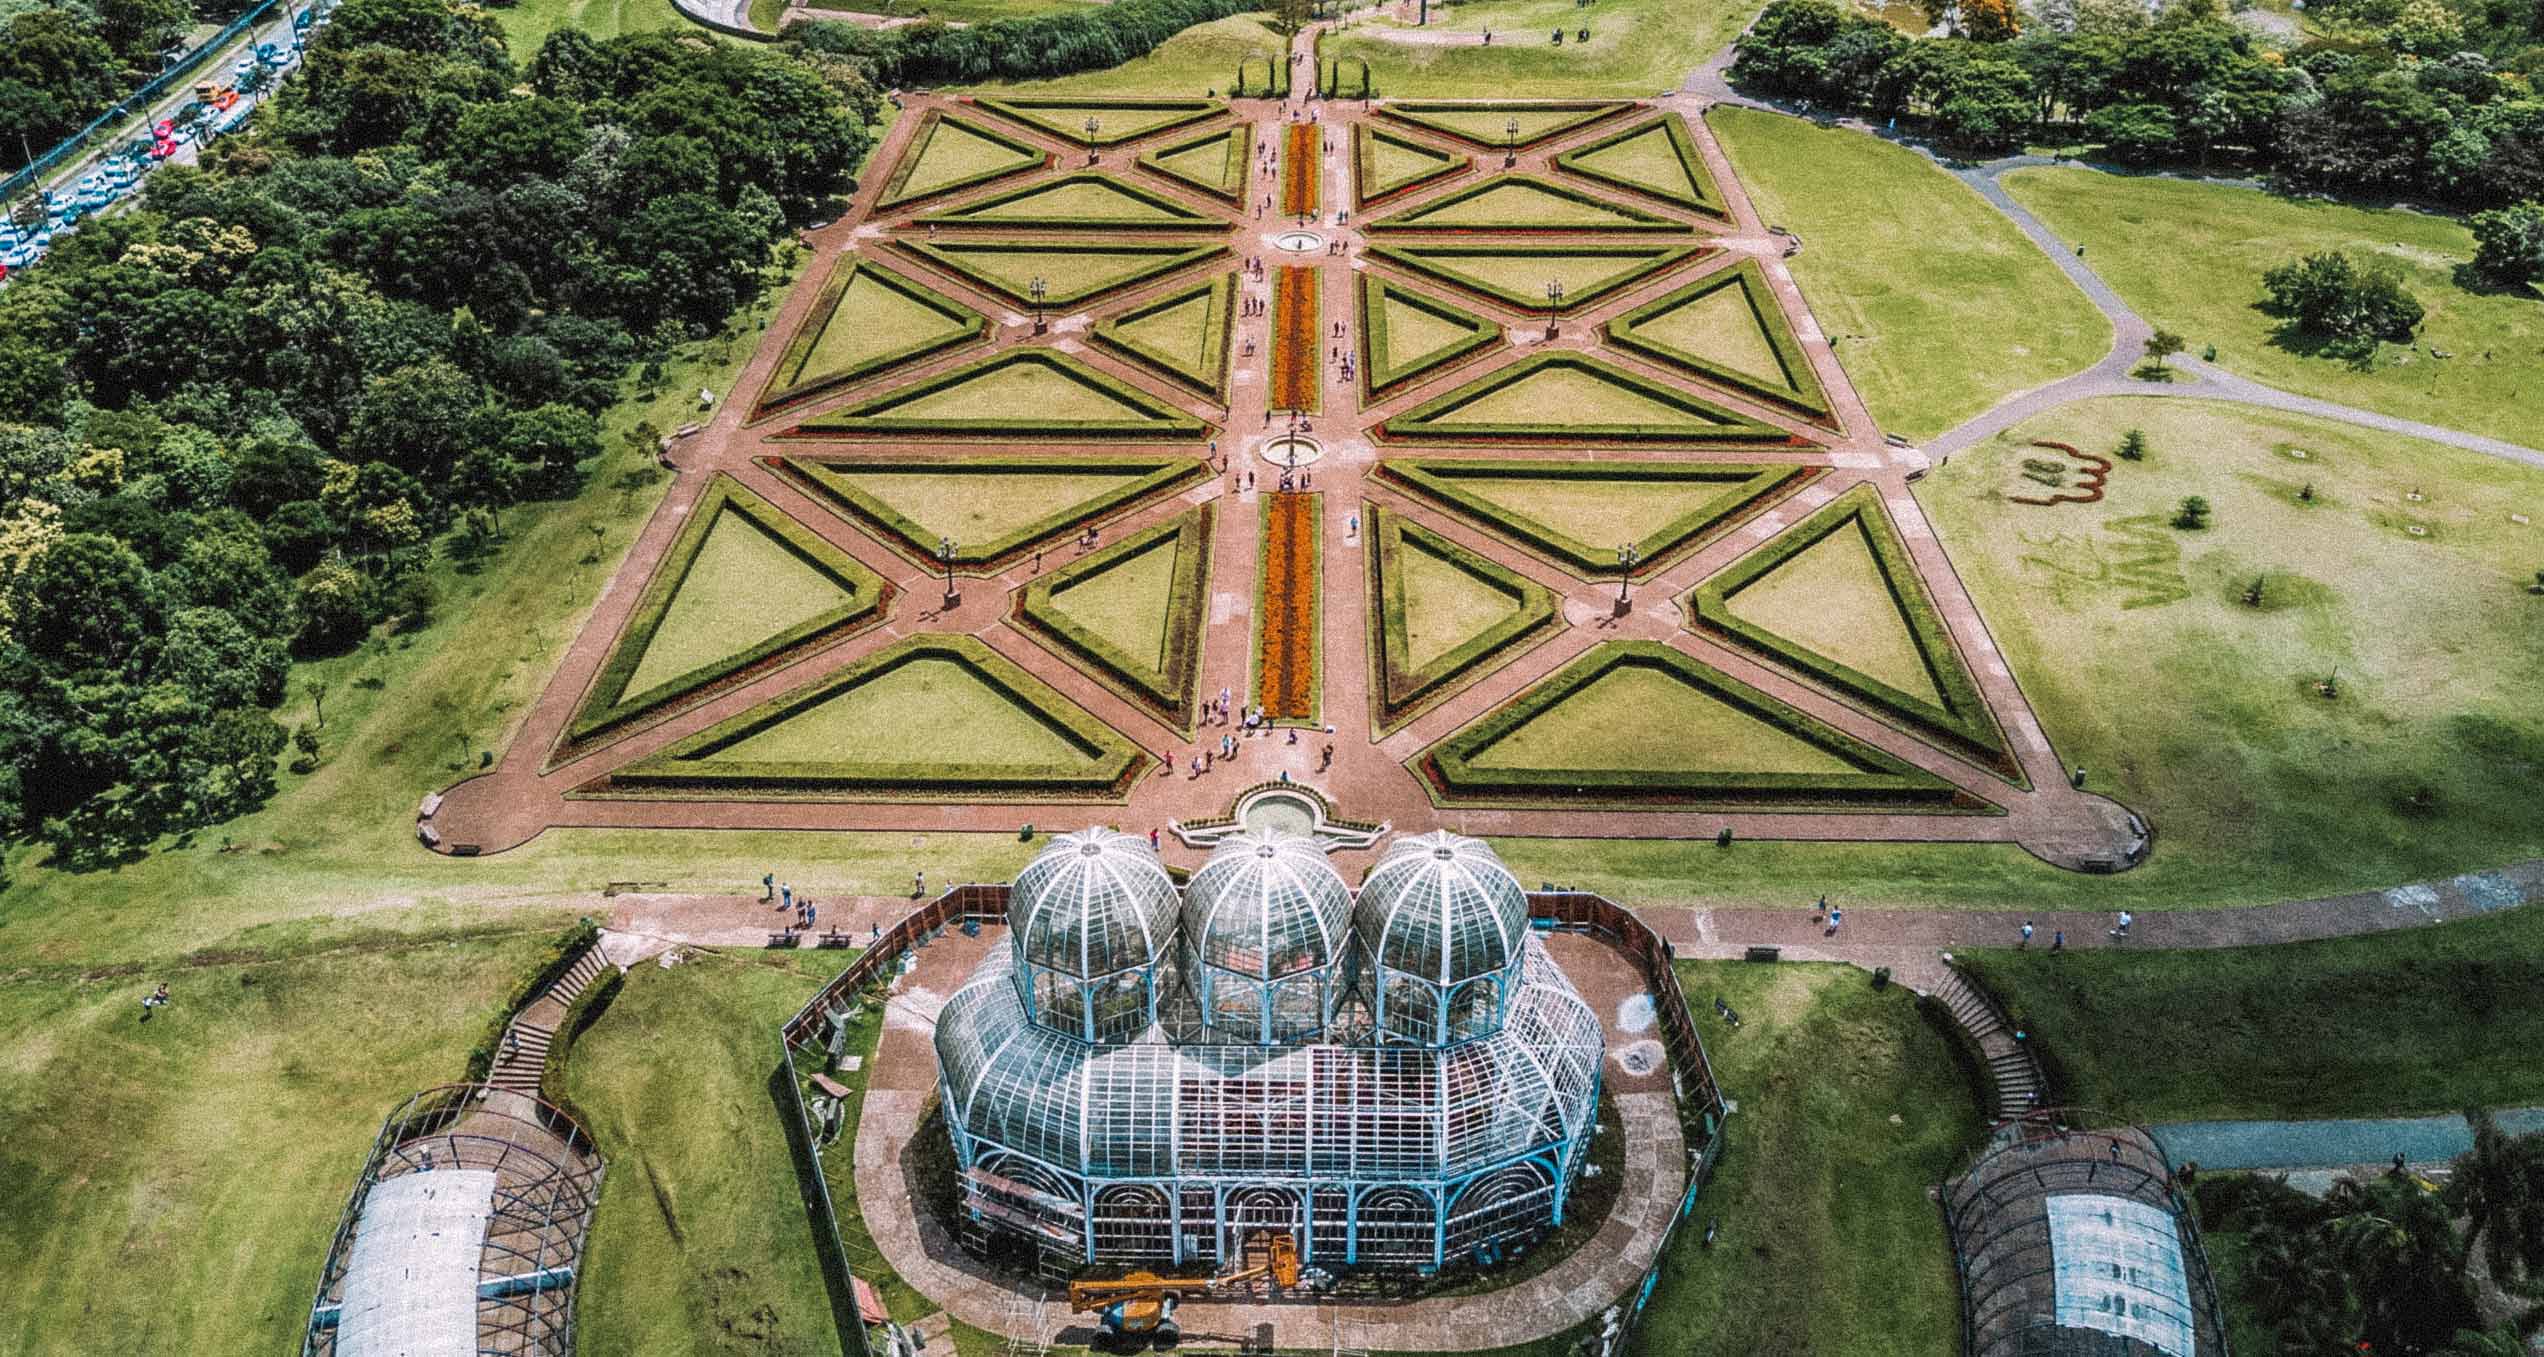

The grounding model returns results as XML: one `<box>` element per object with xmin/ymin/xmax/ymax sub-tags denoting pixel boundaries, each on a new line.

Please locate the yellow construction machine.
<box><xmin>1065</xmin><ymin>1233</ymin><xmax>1301</xmax><ymax>1350</ymax></box>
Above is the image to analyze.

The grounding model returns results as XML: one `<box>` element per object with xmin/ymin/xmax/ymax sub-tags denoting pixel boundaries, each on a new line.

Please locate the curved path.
<box><xmin>1681</xmin><ymin>49</ymin><xmax>2544</xmax><ymax>470</ymax></box>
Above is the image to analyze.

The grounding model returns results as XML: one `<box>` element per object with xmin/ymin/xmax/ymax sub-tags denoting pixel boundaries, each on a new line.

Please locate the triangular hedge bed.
<box><xmin>1365</xmin><ymin>504</ymin><xmax>1558</xmax><ymax>736</ymax></box>
<box><xmin>873</xmin><ymin>110</ymin><xmax>1049</xmax><ymax>210</ymax></box>
<box><xmin>1357</xmin><ymin>274</ymin><xmax>1501</xmax><ymax>398</ymax></box>
<box><xmin>1411</xmin><ymin>640</ymin><xmax>1974</xmax><ymax>812</ymax></box>
<box><xmin>1373</xmin><ymin>100</ymin><xmax>1635</xmax><ymax>151</ymax></box>
<box><xmin>1365</xmin><ymin>242</ymin><xmax>1707</xmax><ymax>314</ymax></box>
<box><xmin>892</xmin><ymin>238</ymin><xmax>1231</xmax><ymax>311</ymax></box>
<box><xmin>1378</xmin><ymin>457</ymin><xmax>1820</xmax><ymax>576</ymax></box>
<box><xmin>1363</xmin><ymin>173</ymin><xmax>1688</xmax><ymax>233</ymax></box>
<box><xmin>1686</xmin><ymin>483</ymin><xmax>2020</xmax><ymax>781</ymax></box>
<box><xmin>972</xmin><ymin>96</ymin><xmax>1225</xmax><ymax>147</ymax></box>
<box><xmin>1604</xmin><ymin>258</ymin><xmax>1835</xmax><ymax>423</ymax></box>
<box><xmin>1377</xmin><ymin>352</ymin><xmax>1804</xmax><ymax>445</ymax></box>
<box><xmin>587</xmin><ymin>633</ymin><xmax>1150</xmax><ymax>802</ymax></box>
<box><xmin>785</xmin><ymin>348</ymin><xmax>1211</xmax><ymax>441</ymax></box>
<box><xmin>1092</xmin><ymin>273</ymin><xmax>1236</xmax><ymax>402</ymax></box>
<box><xmin>1551</xmin><ymin>112</ymin><xmax>1727</xmax><ymax>218</ymax></box>
<box><xmin>752</xmin><ymin>255</ymin><xmax>987</xmax><ymax>420</ymax></box>
<box><xmin>912</xmin><ymin>171</ymin><xmax>1228</xmax><ymax>232</ymax></box>
<box><xmin>556</xmin><ymin>475</ymin><xmax>890</xmax><ymax>757</ymax></box>
<box><xmin>1013</xmin><ymin>504</ymin><xmax>1216</xmax><ymax>732</ymax></box>
<box><xmin>772</xmin><ymin>452</ymin><xmax>1205</xmax><ymax>570</ymax></box>
<box><xmin>1353</xmin><ymin>124</ymin><xmax>1472</xmax><ymax>208</ymax></box>
<box><xmin>1137</xmin><ymin>123</ymin><xmax>1254</xmax><ymax>203</ymax></box>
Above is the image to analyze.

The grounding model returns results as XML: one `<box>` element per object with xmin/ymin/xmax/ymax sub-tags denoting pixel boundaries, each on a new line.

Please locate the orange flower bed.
<box><xmin>1256</xmin><ymin>491</ymin><xmax>1320</xmax><ymax>721</ymax></box>
<box><xmin>1281</xmin><ymin>122</ymin><xmax>1319</xmax><ymax>218</ymax></box>
<box><xmin>1270</xmin><ymin>266</ymin><xmax>1319</xmax><ymax>412</ymax></box>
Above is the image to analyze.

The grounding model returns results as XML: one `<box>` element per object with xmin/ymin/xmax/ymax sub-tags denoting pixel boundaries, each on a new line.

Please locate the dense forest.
<box><xmin>0</xmin><ymin>0</ymin><xmax>877</xmax><ymax>869</ymax></box>
<box><xmin>1732</xmin><ymin>0</ymin><xmax>2544</xmax><ymax>204</ymax></box>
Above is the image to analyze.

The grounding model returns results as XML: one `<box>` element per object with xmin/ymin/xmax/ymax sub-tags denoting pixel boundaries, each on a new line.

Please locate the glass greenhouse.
<box><xmin>935</xmin><ymin>828</ymin><xmax>1605</xmax><ymax>1271</ymax></box>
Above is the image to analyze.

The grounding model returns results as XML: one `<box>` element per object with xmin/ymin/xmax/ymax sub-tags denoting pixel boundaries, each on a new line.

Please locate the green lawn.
<box><xmin>820</xmin><ymin>0</ymin><xmax>1099</xmax><ymax>19</ymax></box>
<box><xmin>1706</xmin><ymin>107</ymin><xmax>2109</xmax><ymax>441</ymax></box>
<box><xmin>791</xmin><ymin>266</ymin><xmax>977</xmax><ymax>388</ymax></box>
<box><xmin>1398</xmin><ymin>537</ymin><xmax>1526</xmax><ymax>669</ymax></box>
<box><xmin>1045</xmin><ymin>535</ymin><xmax>1179</xmax><ymax>668</ymax></box>
<box><xmin>2002</xmin><ymin>167</ymin><xmax>2544</xmax><ymax>448</ymax></box>
<box><xmin>494</xmin><ymin>0</ymin><xmax>693</xmax><ymax>59</ymax></box>
<box><xmin>1725</xmin><ymin>521</ymin><xmax>1939</xmax><ymax>702</ymax></box>
<box><xmin>705</xmin><ymin>655</ymin><xmax>1094</xmax><ymax>766</ymax></box>
<box><xmin>1957</xmin><ymin>901</ymin><xmax>2544</xmax><ymax>1121</ymax></box>
<box><xmin>0</xmin><ymin>928</ymin><xmax>555</xmax><ymax>1353</ymax></box>
<box><xmin>831</xmin><ymin>466</ymin><xmax>1149</xmax><ymax>546</ymax></box>
<box><xmin>1632</xmin><ymin>960</ymin><xmax>1977</xmax><ymax>1356</ymax></box>
<box><xmin>1473</xmin><ymin>662</ymin><xmax>1856</xmax><ymax>775</ymax></box>
<box><xmin>562</xmin><ymin>947</ymin><xmax>842</xmax><ymax>1354</ymax></box>
<box><xmin>1325</xmin><ymin>0</ymin><xmax>1761</xmax><ymax>98</ymax></box>
<box><xmin>1922</xmin><ymin>397</ymin><xmax>2544</xmax><ymax>906</ymax></box>
<box><xmin>620</xmin><ymin>511</ymin><xmax>852</xmax><ymax>696</ymax></box>
<box><xmin>972</xmin><ymin>14</ymin><xmax>1292</xmax><ymax>97</ymax></box>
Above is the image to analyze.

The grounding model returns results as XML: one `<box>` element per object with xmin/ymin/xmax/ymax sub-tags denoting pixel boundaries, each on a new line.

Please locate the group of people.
<box><xmin>764</xmin><ymin>875</ymin><xmax>821</xmax><ymax>932</ymax></box>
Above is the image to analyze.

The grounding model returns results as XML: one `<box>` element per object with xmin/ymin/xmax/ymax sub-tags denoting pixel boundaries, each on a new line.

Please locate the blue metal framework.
<box><xmin>935</xmin><ymin>829</ymin><xmax>1605</xmax><ymax>1270</ymax></box>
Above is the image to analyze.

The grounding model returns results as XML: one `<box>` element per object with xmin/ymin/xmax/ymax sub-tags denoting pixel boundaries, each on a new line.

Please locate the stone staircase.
<box><xmin>1931</xmin><ymin>964</ymin><xmax>2045</xmax><ymax>1123</ymax></box>
<box><xmin>488</xmin><ymin>945</ymin><xmax>612</xmax><ymax>1097</ymax></box>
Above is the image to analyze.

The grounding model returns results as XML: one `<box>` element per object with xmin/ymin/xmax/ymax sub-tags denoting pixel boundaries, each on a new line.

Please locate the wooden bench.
<box><xmin>768</xmin><ymin>930</ymin><xmax>799</xmax><ymax>948</ymax></box>
<box><xmin>817</xmin><ymin>928</ymin><xmax>855</xmax><ymax>949</ymax></box>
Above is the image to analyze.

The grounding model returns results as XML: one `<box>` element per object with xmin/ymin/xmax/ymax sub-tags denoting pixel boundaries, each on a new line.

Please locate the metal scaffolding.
<box><xmin>936</xmin><ymin>828</ymin><xmax>1604</xmax><ymax>1271</ymax></box>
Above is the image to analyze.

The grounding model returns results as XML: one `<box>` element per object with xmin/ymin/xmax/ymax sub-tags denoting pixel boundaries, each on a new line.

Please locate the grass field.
<box><xmin>1707</xmin><ymin>108</ymin><xmax>2109</xmax><ymax>441</ymax></box>
<box><xmin>819</xmin><ymin>0</ymin><xmax>1098</xmax><ymax>21</ymax></box>
<box><xmin>2002</xmin><ymin>168</ymin><xmax>2543</xmax><ymax>448</ymax></box>
<box><xmin>620</xmin><ymin>511</ymin><xmax>852</xmax><ymax>696</ymax></box>
<box><xmin>972</xmin><ymin>14</ymin><xmax>1292</xmax><ymax>96</ymax></box>
<box><xmin>1632</xmin><ymin>960</ymin><xmax>1976</xmax><ymax>1356</ymax></box>
<box><xmin>1725</xmin><ymin>521</ymin><xmax>1940</xmax><ymax>702</ymax></box>
<box><xmin>1398</xmin><ymin>536</ymin><xmax>1525</xmax><ymax>669</ymax></box>
<box><xmin>563</xmin><ymin>948</ymin><xmax>841</xmax><ymax>1354</ymax></box>
<box><xmin>0</xmin><ymin>928</ymin><xmax>555</xmax><ymax>1353</ymax></box>
<box><xmin>494</xmin><ymin>0</ymin><xmax>691</xmax><ymax>59</ymax></box>
<box><xmin>1957</xmin><ymin>901</ymin><xmax>2544</xmax><ymax>1120</ymax></box>
<box><xmin>1044</xmin><ymin>535</ymin><xmax>1179</xmax><ymax>668</ymax></box>
<box><xmin>1921</xmin><ymin>397</ymin><xmax>2544</xmax><ymax>906</ymax></box>
<box><xmin>1326</xmin><ymin>0</ymin><xmax>1760</xmax><ymax>98</ymax></box>
<box><xmin>705</xmin><ymin>655</ymin><xmax>1091</xmax><ymax>766</ymax></box>
<box><xmin>834</xmin><ymin>467</ymin><xmax>1144</xmax><ymax>546</ymax></box>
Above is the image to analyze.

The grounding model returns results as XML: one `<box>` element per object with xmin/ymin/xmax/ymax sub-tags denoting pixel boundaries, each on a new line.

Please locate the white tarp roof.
<box><xmin>334</xmin><ymin>1169</ymin><xmax>496</xmax><ymax>1357</ymax></box>
<box><xmin>2046</xmin><ymin>1192</ymin><xmax>2199</xmax><ymax>1357</ymax></box>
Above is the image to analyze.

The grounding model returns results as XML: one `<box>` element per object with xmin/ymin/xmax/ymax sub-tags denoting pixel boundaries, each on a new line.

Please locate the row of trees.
<box><xmin>0</xmin><ymin>0</ymin><xmax>877</xmax><ymax>867</ymax></box>
<box><xmin>790</xmin><ymin>0</ymin><xmax>1259</xmax><ymax>89</ymax></box>
<box><xmin>1730</xmin><ymin>0</ymin><xmax>2544</xmax><ymax>205</ymax></box>
<box><xmin>2202</xmin><ymin>1110</ymin><xmax>2544</xmax><ymax>1355</ymax></box>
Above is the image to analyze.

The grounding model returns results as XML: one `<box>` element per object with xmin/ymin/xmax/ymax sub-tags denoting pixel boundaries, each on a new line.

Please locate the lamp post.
<box><xmin>1084</xmin><ymin>115</ymin><xmax>1101</xmax><ymax>165</ymax></box>
<box><xmin>1544</xmin><ymin>279</ymin><xmax>1564</xmax><ymax>338</ymax></box>
<box><xmin>1614</xmin><ymin>542</ymin><xmax>1639</xmax><ymax>615</ymax></box>
<box><xmin>939</xmin><ymin>535</ymin><xmax>959</xmax><ymax>611</ymax></box>
<box><xmin>1504</xmin><ymin>115</ymin><xmax>1519</xmax><ymax>169</ymax></box>
<box><xmin>1028</xmin><ymin>274</ymin><xmax>1047</xmax><ymax>334</ymax></box>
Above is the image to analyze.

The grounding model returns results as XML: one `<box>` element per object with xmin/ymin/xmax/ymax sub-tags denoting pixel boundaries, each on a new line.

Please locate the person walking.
<box><xmin>2019</xmin><ymin>920</ymin><xmax>2034</xmax><ymax>947</ymax></box>
<box><xmin>2051</xmin><ymin>930</ymin><xmax>2064</xmax><ymax>951</ymax></box>
<box><xmin>780</xmin><ymin>882</ymin><xmax>792</xmax><ymax>913</ymax></box>
<box><xmin>1148</xmin><ymin>827</ymin><xmax>1160</xmax><ymax>851</ymax></box>
<box><xmin>761</xmin><ymin>872</ymin><xmax>774</xmax><ymax>902</ymax></box>
<box><xmin>913</xmin><ymin>870</ymin><xmax>926</xmax><ymax>899</ymax></box>
<box><xmin>2109</xmin><ymin>910</ymin><xmax>2132</xmax><ymax>940</ymax></box>
<box><xmin>1825</xmin><ymin>907</ymin><xmax>1843</xmax><ymax>937</ymax></box>
<box><xmin>805</xmin><ymin>901</ymin><xmax>818</xmax><ymax>931</ymax></box>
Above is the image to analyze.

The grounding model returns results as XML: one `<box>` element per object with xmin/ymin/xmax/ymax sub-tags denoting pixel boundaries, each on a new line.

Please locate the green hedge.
<box><xmin>1686</xmin><ymin>483</ymin><xmax>2018</xmax><ymax>778</ymax></box>
<box><xmin>1365</xmin><ymin>504</ymin><xmax>1558</xmax><ymax>736</ymax></box>
<box><xmin>1352</xmin><ymin>124</ymin><xmax>1469</xmax><ymax>209</ymax></box>
<box><xmin>603</xmin><ymin>635</ymin><xmax>1149</xmax><ymax>799</ymax></box>
<box><xmin>463</xmin><ymin>917</ymin><xmax>600</xmax><ymax>1082</ymax></box>
<box><xmin>1357</xmin><ymin>273</ymin><xmax>1500</xmax><ymax>398</ymax></box>
<box><xmin>792</xmin><ymin>347</ymin><xmax>1212</xmax><ymax>440</ymax></box>
<box><xmin>1014</xmin><ymin>505</ymin><xmax>1215</xmax><ymax>730</ymax></box>
<box><xmin>1379</xmin><ymin>352</ymin><xmax>1793</xmax><ymax>444</ymax></box>
<box><xmin>1603</xmin><ymin>258</ymin><xmax>1833</xmax><ymax>421</ymax></box>
<box><xmin>1378</xmin><ymin>457</ymin><xmax>1816</xmax><ymax>576</ymax></box>
<box><xmin>1319</xmin><ymin>55</ymin><xmax>1372</xmax><ymax>100</ymax></box>
<box><xmin>1136</xmin><ymin>123</ymin><xmax>1253</xmax><ymax>203</ymax></box>
<box><xmin>1374</xmin><ymin>100</ymin><xmax>1633</xmax><ymax>150</ymax></box>
<box><xmin>892</xmin><ymin>237</ymin><xmax>1231</xmax><ymax>311</ymax></box>
<box><xmin>753</xmin><ymin>256</ymin><xmax>988</xmax><ymax>418</ymax></box>
<box><xmin>1233</xmin><ymin>51</ymin><xmax>1291</xmax><ymax>99</ymax></box>
<box><xmin>560</xmin><ymin>476</ymin><xmax>891</xmax><ymax>751</ymax></box>
<box><xmin>873</xmin><ymin>110</ymin><xmax>1049</xmax><ymax>210</ymax></box>
<box><xmin>1092</xmin><ymin>273</ymin><xmax>1235</xmax><ymax>400</ymax></box>
<box><xmin>1551</xmin><ymin>111</ymin><xmax>1727</xmax><ymax>218</ymax></box>
<box><xmin>1415</xmin><ymin>641</ymin><xmax>1972</xmax><ymax>811</ymax></box>
<box><xmin>915</xmin><ymin>170</ymin><xmax>1228</xmax><ymax>232</ymax></box>
<box><xmin>972</xmin><ymin>96</ymin><xmax>1225</xmax><ymax>147</ymax></box>
<box><xmin>1364</xmin><ymin>241</ymin><xmax>1704</xmax><ymax>313</ymax></box>
<box><xmin>777</xmin><ymin>453</ymin><xmax>1204</xmax><ymax>569</ymax></box>
<box><xmin>1363</xmin><ymin>172</ymin><xmax>1688</xmax><ymax>233</ymax></box>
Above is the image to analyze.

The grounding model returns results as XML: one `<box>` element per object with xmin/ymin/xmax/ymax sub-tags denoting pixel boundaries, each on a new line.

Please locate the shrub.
<box><xmin>2173</xmin><ymin>495</ymin><xmax>2211</xmax><ymax>530</ymax></box>
<box><xmin>2117</xmin><ymin>428</ymin><xmax>2147</xmax><ymax>461</ymax></box>
<box><xmin>2468</xmin><ymin>201</ymin><xmax>2543</xmax><ymax>287</ymax></box>
<box><xmin>2259</xmin><ymin>252</ymin><xmax>2425</xmax><ymax>364</ymax></box>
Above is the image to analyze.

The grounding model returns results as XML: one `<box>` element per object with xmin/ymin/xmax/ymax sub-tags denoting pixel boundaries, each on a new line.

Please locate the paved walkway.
<box><xmin>2155</xmin><ymin>1107</ymin><xmax>2544</xmax><ymax>1172</ymax></box>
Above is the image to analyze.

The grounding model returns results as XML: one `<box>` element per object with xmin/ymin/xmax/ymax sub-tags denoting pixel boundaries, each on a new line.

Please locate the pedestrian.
<box><xmin>761</xmin><ymin>871</ymin><xmax>774</xmax><ymax>902</ymax></box>
<box><xmin>1814</xmin><ymin>892</ymin><xmax>1828</xmax><ymax>919</ymax></box>
<box><xmin>2019</xmin><ymin>920</ymin><xmax>2034</xmax><ymax>947</ymax></box>
<box><xmin>1320</xmin><ymin>743</ymin><xmax>1333</xmax><ymax>770</ymax></box>
<box><xmin>914</xmin><ymin>870</ymin><xmax>926</xmax><ymax>899</ymax></box>
<box><xmin>2111</xmin><ymin>910</ymin><xmax>2132</xmax><ymax>939</ymax></box>
<box><xmin>506</xmin><ymin>1028</ymin><xmax>521</xmax><ymax>1059</ymax></box>
<box><xmin>1347</xmin><ymin>512</ymin><xmax>1359</xmax><ymax>538</ymax></box>
<box><xmin>1825</xmin><ymin>907</ymin><xmax>1842</xmax><ymax>936</ymax></box>
<box><xmin>805</xmin><ymin>902</ymin><xmax>818</xmax><ymax>930</ymax></box>
<box><xmin>2050</xmin><ymin>930</ymin><xmax>2064</xmax><ymax>951</ymax></box>
<box><xmin>872</xmin><ymin>921</ymin><xmax>882</xmax><ymax>942</ymax></box>
<box><xmin>1286</xmin><ymin>728</ymin><xmax>1298</xmax><ymax>745</ymax></box>
<box><xmin>1033</xmin><ymin>547</ymin><xmax>1042</xmax><ymax>573</ymax></box>
<box><xmin>1191</xmin><ymin>754</ymin><xmax>1205</xmax><ymax>777</ymax></box>
<box><xmin>1149</xmin><ymin>827</ymin><xmax>1160</xmax><ymax>851</ymax></box>
<box><xmin>781</xmin><ymin>882</ymin><xmax>793</xmax><ymax>913</ymax></box>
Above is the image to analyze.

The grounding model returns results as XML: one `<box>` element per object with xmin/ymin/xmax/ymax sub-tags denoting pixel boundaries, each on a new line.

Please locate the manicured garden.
<box><xmin>1365</xmin><ymin>505</ymin><xmax>1558</xmax><ymax>734</ymax></box>
<box><xmin>874</xmin><ymin>110</ymin><xmax>1047</xmax><ymax>209</ymax></box>
<box><xmin>916</xmin><ymin>171</ymin><xmax>1224</xmax><ymax>230</ymax></box>
<box><xmin>1552</xmin><ymin>112</ymin><xmax>1725</xmax><ymax>218</ymax></box>
<box><xmin>1605</xmin><ymin>259</ymin><xmax>1832</xmax><ymax>420</ymax></box>
<box><xmin>1015</xmin><ymin>506</ymin><xmax>1216</xmax><ymax>730</ymax></box>
<box><xmin>1368</xmin><ymin>241</ymin><xmax>1704</xmax><ymax>313</ymax></box>
<box><xmin>1271</xmin><ymin>264</ymin><xmax>1321</xmax><ymax>412</ymax></box>
<box><xmin>1381</xmin><ymin>352</ymin><xmax>1791</xmax><ymax>444</ymax></box>
<box><xmin>1358</xmin><ymin>275</ymin><xmax>1502</xmax><ymax>397</ymax></box>
<box><xmin>1281</xmin><ymin>120</ymin><xmax>1320</xmax><ymax>218</ymax></box>
<box><xmin>1416</xmin><ymin>641</ymin><xmax>1968</xmax><ymax>811</ymax></box>
<box><xmin>1382</xmin><ymin>457</ymin><xmax>1815</xmax><ymax>576</ymax></box>
<box><xmin>1353</xmin><ymin>124</ymin><xmax>1470</xmax><ymax>208</ymax></box>
<box><xmin>1631</xmin><ymin>960</ymin><xmax>1977</xmax><ymax>1356</ymax></box>
<box><xmin>777</xmin><ymin>454</ymin><xmax>1202</xmax><ymax>569</ymax></box>
<box><xmin>793</xmin><ymin>347</ymin><xmax>1211</xmax><ymax>439</ymax></box>
<box><xmin>973</xmin><ymin>95</ymin><xmax>1224</xmax><ymax>148</ymax></box>
<box><xmin>754</xmin><ymin>256</ymin><xmax>986</xmax><ymax>416</ymax></box>
<box><xmin>894</xmin><ymin>237</ymin><xmax>1231</xmax><ymax>311</ymax></box>
<box><xmin>2001</xmin><ymin>167</ymin><xmax>2542</xmax><ymax>448</ymax></box>
<box><xmin>1254</xmin><ymin>492</ymin><xmax>1322</xmax><ymax>723</ymax></box>
<box><xmin>1365</xmin><ymin>174</ymin><xmax>1685</xmax><ymax>232</ymax></box>
<box><xmin>1705</xmin><ymin>108</ymin><xmax>2109</xmax><ymax>442</ymax></box>
<box><xmin>1138</xmin><ymin>122</ymin><xmax>1253</xmax><ymax>202</ymax></box>
<box><xmin>1092</xmin><ymin>273</ymin><xmax>1236</xmax><ymax>400</ymax></box>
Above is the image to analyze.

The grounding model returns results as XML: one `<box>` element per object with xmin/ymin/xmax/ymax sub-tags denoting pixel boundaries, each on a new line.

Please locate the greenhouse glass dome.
<box><xmin>934</xmin><ymin>829</ymin><xmax>1604</xmax><ymax>1271</ymax></box>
